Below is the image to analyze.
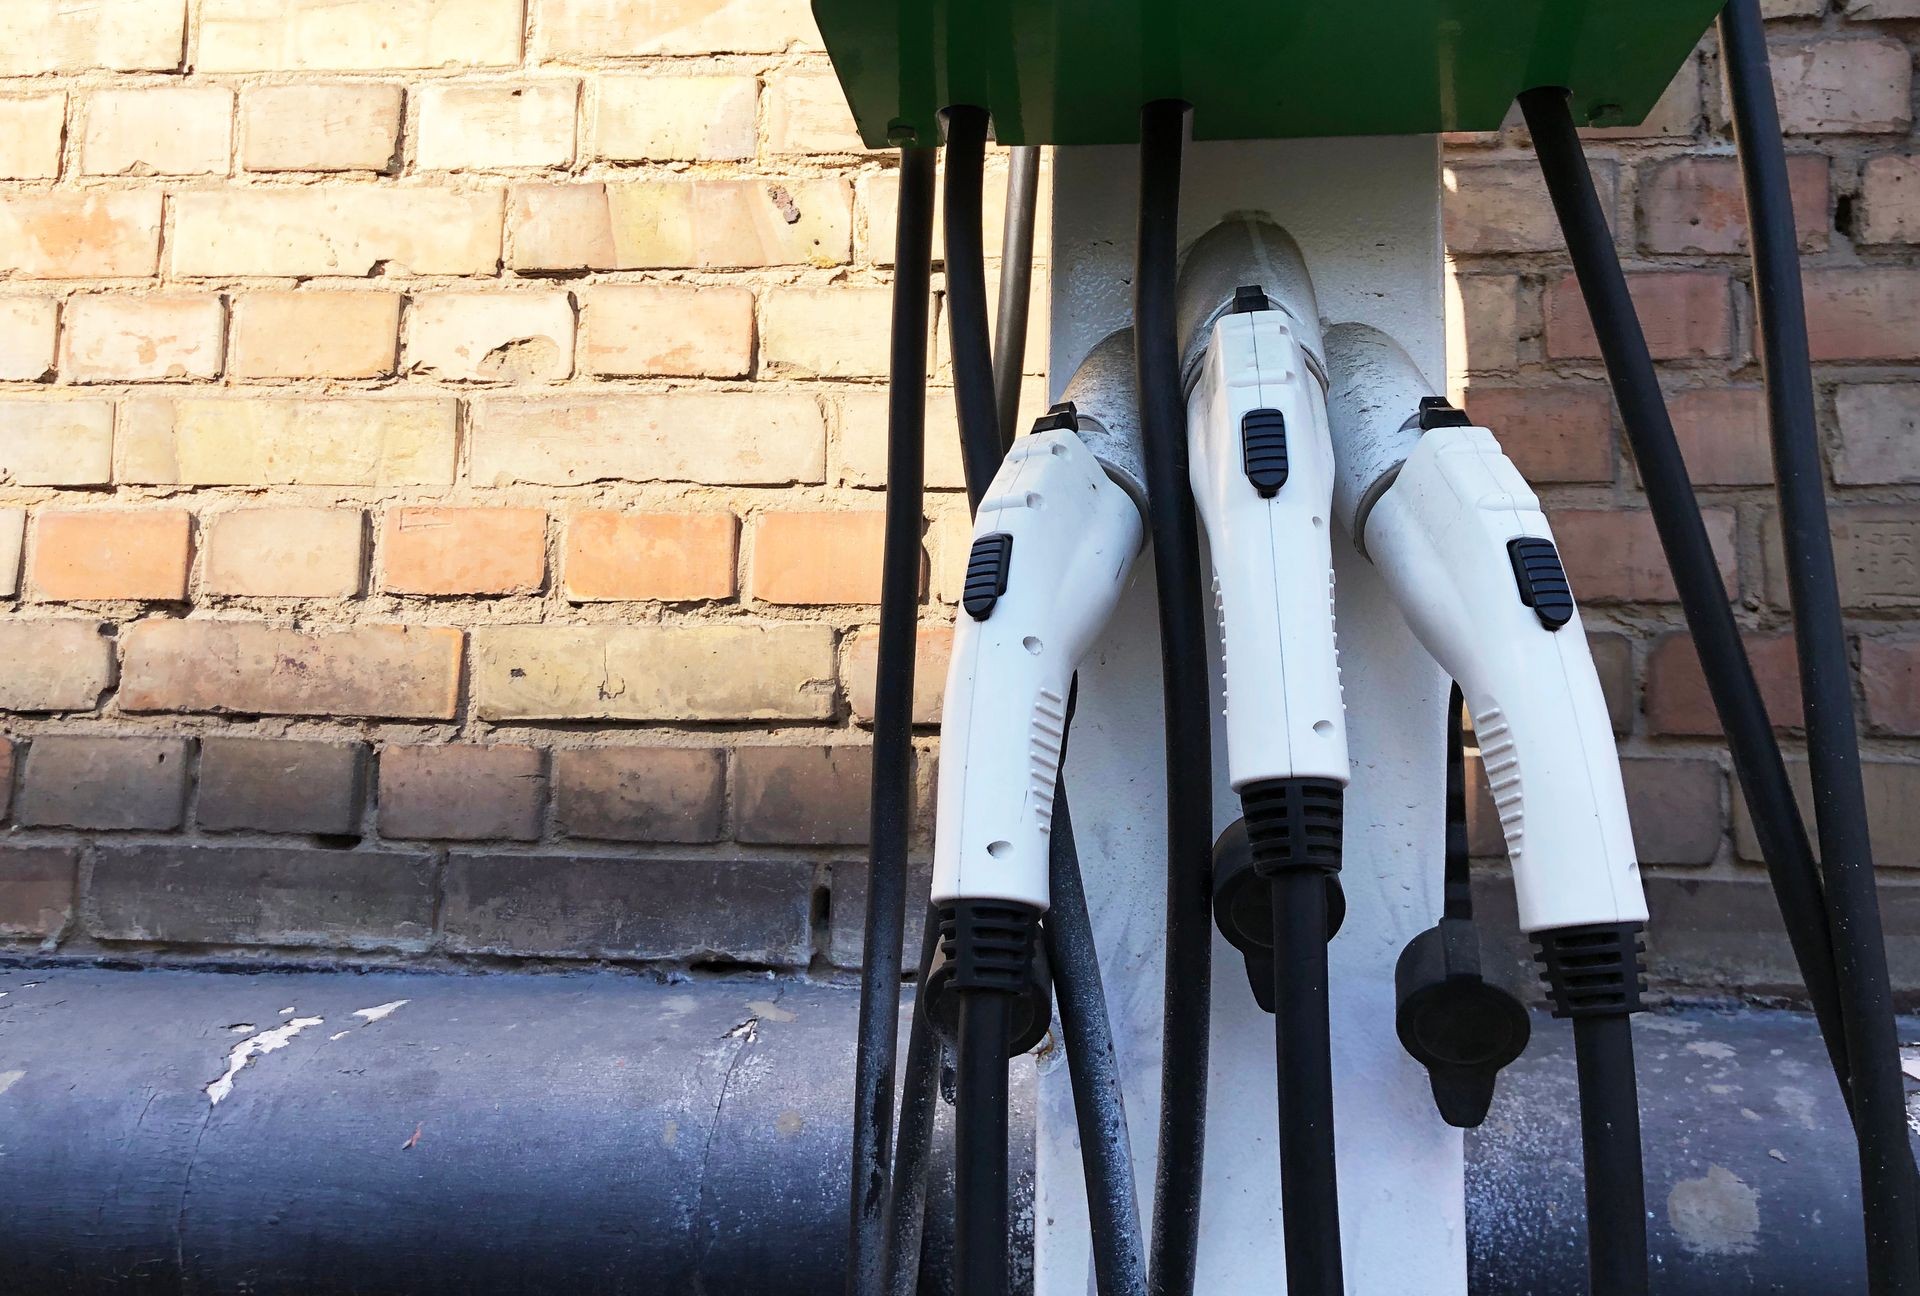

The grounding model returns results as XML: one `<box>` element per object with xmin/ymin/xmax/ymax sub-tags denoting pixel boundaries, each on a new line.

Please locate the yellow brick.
<box><xmin>470</xmin><ymin>394</ymin><xmax>824</xmax><ymax>487</ymax></box>
<box><xmin>406</xmin><ymin>291</ymin><xmax>574</xmax><ymax>382</ymax></box>
<box><xmin>579</xmin><ymin>284</ymin><xmax>751</xmax><ymax>378</ymax></box>
<box><xmin>0</xmin><ymin>95</ymin><xmax>66</xmax><ymax>180</ymax></box>
<box><xmin>860</xmin><ymin>157</ymin><xmax>1054</xmax><ymax>265</ymax></box>
<box><xmin>417</xmin><ymin>81</ymin><xmax>577</xmax><ymax>170</ymax></box>
<box><xmin>0</xmin><ymin>0</ymin><xmax>185</xmax><ymax>75</ymax></box>
<box><xmin>199</xmin><ymin>0</ymin><xmax>523</xmax><ymax>72</ymax></box>
<box><xmin>240</xmin><ymin>83</ymin><xmax>401</xmax><ymax>173</ymax></box>
<box><xmin>171</xmin><ymin>188</ymin><xmax>502</xmax><ymax>277</ymax></box>
<box><xmin>118</xmin><ymin>396</ymin><xmax>456</xmax><ymax>486</ymax></box>
<box><xmin>592</xmin><ymin>74</ymin><xmax>757</xmax><ymax>162</ymax></box>
<box><xmin>0</xmin><ymin>620</ymin><xmax>115</xmax><ymax>711</ymax></box>
<box><xmin>229</xmin><ymin>291</ymin><xmax>400</xmax><ymax>379</ymax></box>
<box><xmin>62</xmin><ymin>294</ymin><xmax>224</xmax><ymax>383</ymax></box>
<box><xmin>836</xmin><ymin>386</ymin><xmax>1049</xmax><ymax>492</ymax></box>
<box><xmin>0</xmin><ymin>508</ymin><xmax>22</xmax><ymax>597</ymax></box>
<box><xmin>508</xmin><ymin>179</ymin><xmax>850</xmax><ymax>271</ymax></box>
<box><xmin>934</xmin><ymin>266</ymin><xmax>1048</xmax><ymax>378</ymax></box>
<box><xmin>0</xmin><ymin>193</ymin><xmax>163</xmax><ymax>279</ymax></box>
<box><xmin>0</xmin><ymin>400</ymin><xmax>114</xmax><ymax>486</ymax></box>
<box><xmin>535</xmin><ymin>0</ymin><xmax>816</xmax><ymax>57</ymax></box>
<box><xmin>203</xmin><ymin>507</ymin><xmax>366</xmax><ymax>597</ymax></box>
<box><xmin>81</xmin><ymin>87</ymin><xmax>232</xmax><ymax>177</ymax></box>
<box><xmin>763</xmin><ymin>286</ymin><xmax>893</xmax><ymax>378</ymax></box>
<box><xmin>764</xmin><ymin>71</ymin><xmax>867</xmax><ymax>155</ymax></box>
<box><xmin>0</xmin><ymin>299</ymin><xmax>58</xmax><ymax>381</ymax></box>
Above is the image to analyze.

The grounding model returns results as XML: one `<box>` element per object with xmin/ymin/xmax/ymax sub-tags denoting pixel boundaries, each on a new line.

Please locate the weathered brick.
<box><xmin>578</xmin><ymin>284</ymin><xmax>751</xmax><ymax>378</ymax></box>
<box><xmin>1545</xmin><ymin>271</ymin><xmax>1731</xmax><ymax>361</ymax></box>
<box><xmin>31</xmin><ymin>509</ymin><xmax>191</xmax><ymax>602</ymax></box>
<box><xmin>1590</xmin><ymin>631</ymin><xmax>1635</xmax><ymax>735</ymax></box>
<box><xmin>845</xmin><ymin>625</ymin><xmax>952</xmax><ymax>725</ymax></box>
<box><xmin>199</xmin><ymin>0</ymin><xmax>523</xmax><ymax>72</ymax></box>
<box><xmin>170</xmin><ymin>189</ymin><xmax>502</xmax><ymax>277</ymax></box>
<box><xmin>563</xmin><ymin>511</ymin><xmax>737</xmax><ymax>602</ymax></box>
<box><xmin>553</xmin><ymin>746</ymin><xmax>726</xmax><ymax>843</ymax></box>
<box><xmin>197</xmin><ymin>737</ymin><xmax>367</xmax><ymax>835</ymax></box>
<box><xmin>1850</xmin><ymin>0</ymin><xmax>1920</xmax><ymax>15</ymax></box>
<box><xmin>828</xmin><ymin>857</ymin><xmax>932</xmax><ymax>971</ymax></box>
<box><xmin>0</xmin><ymin>740</ymin><xmax>10</xmax><ymax>817</ymax></box>
<box><xmin>240</xmin><ymin>83</ymin><xmax>402</xmax><ymax>173</ymax></box>
<box><xmin>89</xmin><ymin>844</ymin><xmax>433</xmax><ymax>950</ymax></box>
<box><xmin>1732</xmin><ymin>759</ymin><xmax>1920</xmax><ymax>870</ymax></box>
<box><xmin>0</xmin><ymin>94</ymin><xmax>66</xmax><ymax>179</ymax></box>
<box><xmin>1803</xmin><ymin>270</ymin><xmax>1920</xmax><ymax>361</ymax></box>
<box><xmin>0</xmin><ymin>847</ymin><xmax>75</xmax><ymax>939</ymax></box>
<box><xmin>0</xmin><ymin>621</ymin><xmax>113</xmax><ymax>712</ymax></box>
<box><xmin>2</xmin><ymin>401</ymin><xmax>112</xmax><ymax>485</ymax></box>
<box><xmin>763</xmin><ymin>71</ymin><xmax>866</xmax><ymax>154</ymax></box>
<box><xmin>535</xmin><ymin>0</ymin><xmax>816</xmax><ymax>57</ymax></box>
<box><xmin>1444</xmin><ymin>160</ymin><xmax>1615</xmax><ymax>255</ymax></box>
<box><xmin>1646</xmin><ymin>631</ymin><xmax>1802</xmax><ymax>736</ymax></box>
<box><xmin>472</xmin><ymin>623</ymin><xmax>835</xmax><ymax>722</ymax></box>
<box><xmin>229</xmin><ymin>291</ymin><xmax>400</xmax><ymax>379</ymax></box>
<box><xmin>836</xmin><ymin>388</ymin><xmax>975</xmax><ymax>492</ymax></box>
<box><xmin>1864</xmin><ymin>638</ymin><xmax>1920</xmax><ymax>735</ymax></box>
<box><xmin>762</xmin><ymin>286</ymin><xmax>893</xmax><ymax>378</ymax></box>
<box><xmin>0</xmin><ymin>508</ymin><xmax>22</xmax><ymax>597</ymax></box>
<box><xmin>925</xmin><ymin>503</ymin><xmax>976</xmax><ymax>605</ymax></box>
<box><xmin>118</xmin><ymin>396</ymin><xmax>457</xmax><ymax>486</ymax></box>
<box><xmin>1637</xmin><ymin>154</ymin><xmax>1827</xmax><ymax>254</ymax></box>
<box><xmin>440</xmin><ymin>854</ymin><xmax>813</xmax><ymax>964</ymax></box>
<box><xmin>1860</xmin><ymin>155</ymin><xmax>1920</xmax><ymax>245</ymax></box>
<box><xmin>1446</xmin><ymin>272</ymin><xmax>1521</xmax><ymax>376</ymax></box>
<box><xmin>405</xmin><ymin>291</ymin><xmax>574</xmax><ymax>383</ymax></box>
<box><xmin>1621</xmin><ymin>758</ymin><xmax>1725</xmax><ymax>866</ymax></box>
<box><xmin>0</xmin><ymin>192</ymin><xmax>162</xmax><ymax>279</ymax></box>
<box><xmin>470</xmin><ymin>394</ymin><xmax>824</xmax><ymax>487</ymax></box>
<box><xmin>592</xmin><ymin>74</ymin><xmax>757</xmax><ymax>162</ymax></box>
<box><xmin>750</xmin><ymin>511</ymin><xmax>892</xmax><ymax>605</ymax></box>
<box><xmin>1550</xmin><ymin>508</ymin><xmax>1737</xmax><ymax>604</ymax></box>
<box><xmin>121</xmin><ymin>621</ymin><xmax>462</xmax><ymax>719</ymax></box>
<box><xmin>1768</xmin><ymin>505</ymin><xmax>1920</xmax><ymax>609</ymax></box>
<box><xmin>1661</xmin><ymin>387</ymin><xmax>1774</xmax><ymax>486</ymax></box>
<box><xmin>508</xmin><ymin>179</ymin><xmax>851</xmax><ymax>271</ymax></box>
<box><xmin>379</xmin><ymin>744</ymin><xmax>544</xmax><ymax>841</ymax></box>
<box><xmin>202</xmin><ymin>507</ymin><xmax>366</xmax><ymax>598</ymax></box>
<box><xmin>16</xmin><ymin>735</ymin><xmax>188</xmax><ymax>830</ymax></box>
<box><xmin>736</xmin><ymin>746</ymin><xmax>872</xmax><ymax>845</ymax></box>
<box><xmin>381</xmin><ymin>506</ymin><xmax>546</xmax><ymax>596</ymax></box>
<box><xmin>860</xmin><ymin>160</ymin><xmax>1055</xmax><ymax>266</ymax></box>
<box><xmin>1461</xmin><ymin>386</ymin><xmax>1614</xmax><ymax>483</ymax></box>
<box><xmin>61</xmin><ymin>294</ymin><xmax>224</xmax><ymax>383</ymax></box>
<box><xmin>934</xmin><ymin>270</ymin><xmax>1048</xmax><ymax>379</ymax></box>
<box><xmin>0</xmin><ymin>0</ymin><xmax>185</xmax><ymax>75</ymax></box>
<box><xmin>0</xmin><ymin>298</ymin><xmax>58</xmax><ymax>381</ymax></box>
<box><xmin>1760</xmin><ymin>37</ymin><xmax>1912</xmax><ymax>136</ymax></box>
<box><xmin>80</xmin><ymin>87</ymin><xmax>231</xmax><ymax>177</ymax></box>
<box><xmin>417</xmin><ymin>81</ymin><xmax>577</xmax><ymax>170</ymax></box>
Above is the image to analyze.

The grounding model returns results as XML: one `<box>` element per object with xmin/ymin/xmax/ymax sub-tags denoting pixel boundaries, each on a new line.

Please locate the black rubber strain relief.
<box><xmin>1239</xmin><ymin>777</ymin><xmax>1345</xmax><ymax>877</ymax></box>
<box><xmin>936</xmin><ymin>899</ymin><xmax>1042</xmax><ymax>995</ymax></box>
<box><xmin>1532</xmin><ymin>922</ymin><xmax>1647</xmax><ymax>1018</ymax></box>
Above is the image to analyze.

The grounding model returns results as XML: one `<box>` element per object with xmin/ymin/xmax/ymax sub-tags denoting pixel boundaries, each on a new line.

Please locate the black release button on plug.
<box><xmin>1241</xmin><ymin>408</ymin><xmax>1289</xmax><ymax>497</ymax></box>
<box><xmin>963</xmin><ymin>532</ymin><xmax>1014</xmax><ymax>620</ymax></box>
<box><xmin>1507</xmin><ymin>536</ymin><xmax>1574</xmax><ymax>630</ymax></box>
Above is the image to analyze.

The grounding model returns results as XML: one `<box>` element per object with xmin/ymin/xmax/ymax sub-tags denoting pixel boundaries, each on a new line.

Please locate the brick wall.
<box><xmin>0</xmin><ymin>0</ymin><xmax>1914</xmax><ymax>987</ymax></box>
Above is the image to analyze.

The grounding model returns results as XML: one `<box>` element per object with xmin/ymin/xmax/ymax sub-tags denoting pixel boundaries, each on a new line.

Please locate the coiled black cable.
<box><xmin>846</xmin><ymin>143</ymin><xmax>937</xmax><ymax>1296</ymax></box>
<box><xmin>1135</xmin><ymin>98</ymin><xmax>1212</xmax><ymax>1296</ymax></box>
<box><xmin>1719</xmin><ymin>3</ymin><xmax>1920</xmax><ymax>1287</ymax></box>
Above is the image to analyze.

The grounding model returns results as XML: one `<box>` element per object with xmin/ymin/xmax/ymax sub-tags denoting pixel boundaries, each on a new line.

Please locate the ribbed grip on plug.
<box><xmin>936</xmin><ymin>900</ymin><xmax>1041</xmax><ymax>995</ymax></box>
<box><xmin>1240</xmin><ymin>777</ymin><xmax>1345</xmax><ymax>877</ymax></box>
<box><xmin>1533</xmin><ymin>922</ymin><xmax>1647</xmax><ymax>1018</ymax></box>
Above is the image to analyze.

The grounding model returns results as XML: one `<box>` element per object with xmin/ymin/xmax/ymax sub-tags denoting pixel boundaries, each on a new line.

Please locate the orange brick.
<box><xmin>0</xmin><ymin>192</ymin><xmax>162</xmax><ymax>279</ymax></box>
<box><xmin>229</xmin><ymin>291</ymin><xmax>400</xmax><ymax>379</ymax></box>
<box><xmin>1646</xmin><ymin>632</ymin><xmax>1802</xmax><ymax>736</ymax></box>
<box><xmin>1804</xmin><ymin>269</ymin><xmax>1920</xmax><ymax>361</ymax></box>
<box><xmin>1637</xmin><ymin>155</ymin><xmax>1828</xmax><ymax>255</ymax></box>
<box><xmin>563</xmin><ymin>511</ymin><xmax>737</xmax><ymax>602</ymax></box>
<box><xmin>1460</xmin><ymin>386</ymin><xmax>1613</xmax><ymax>484</ymax></box>
<box><xmin>382</xmin><ymin>507</ymin><xmax>546</xmax><ymax>595</ymax></box>
<box><xmin>1545</xmin><ymin>271</ymin><xmax>1731</xmax><ymax>361</ymax></box>
<box><xmin>749</xmin><ymin>510</ymin><xmax>895</xmax><ymax>605</ymax></box>
<box><xmin>120</xmin><ymin>620</ymin><xmax>461</xmax><ymax>719</ymax></box>
<box><xmin>202</xmin><ymin>507</ymin><xmax>365</xmax><ymax>597</ymax></box>
<box><xmin>31</xmin><ymin>509</ymin><xmax>192</xmax><ymax>602</ymax></box>
<box><xmin>1664</xmin><ymin>388</ymin><xmax>1773</xmax><ymax>486</ymax></box>
<box><xmin>578</xmin><ymin>284</ymin><xmax>752</xmax><ymax>378</ymax></box>
<box><xmin>1550</xmin><ymin>508</ymin><xmax>1737</xmax><ymax>604</ymax></box>
<box><xmin>845</xmin><ymin>625</ymin><xmax>952</xmax><ymax>725</ymax></box>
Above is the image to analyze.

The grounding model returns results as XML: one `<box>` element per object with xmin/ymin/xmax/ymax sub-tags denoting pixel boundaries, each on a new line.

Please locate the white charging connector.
<box><xmin>930</xmin><ymin>411</ymin><xmax>1144</xmax><ymax>912</ymax></box>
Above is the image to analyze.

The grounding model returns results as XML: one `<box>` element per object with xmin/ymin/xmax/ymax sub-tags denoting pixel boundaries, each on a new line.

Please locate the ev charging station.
<box><xmin>815</xmin><ymin>3</ymin><xmax>1920</xmax><ymax>1294</ymax></box>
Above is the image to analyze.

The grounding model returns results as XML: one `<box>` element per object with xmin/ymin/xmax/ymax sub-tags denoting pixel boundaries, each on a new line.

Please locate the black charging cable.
<box><xmin>1135</xmin><ymin>98</ymin><xmax>1212</xmax><ymax>1296</ymax></box>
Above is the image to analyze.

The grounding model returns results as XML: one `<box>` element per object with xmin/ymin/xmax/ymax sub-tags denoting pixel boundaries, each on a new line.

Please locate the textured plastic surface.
<box><xmin>1358</xmin><ymin>425</ymin><xmax>1648</xmax><ymax>934</ymax></box>
<box><xmin>932</xmin><ymin>428</ymin><xmax>1143</xmax><ymax>910</ymax></box>
<box><xmin>810</xmin><ymin>0</ymin><xmax>1721</xmax><ymax>147</ymax></box>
